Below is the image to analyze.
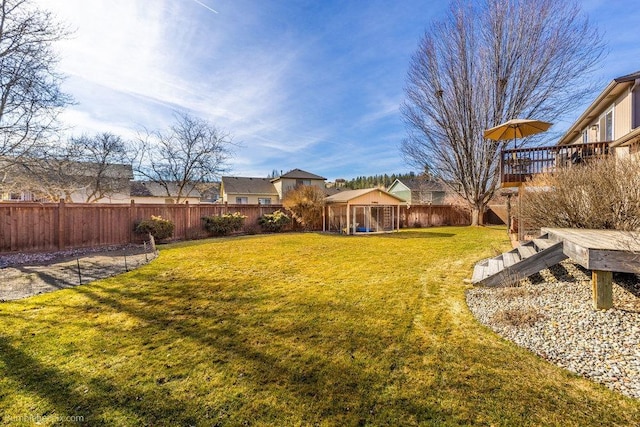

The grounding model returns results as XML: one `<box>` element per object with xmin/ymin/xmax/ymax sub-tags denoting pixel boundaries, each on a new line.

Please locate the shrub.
<box><xmin>521</xmin><ymin>156</ymin><xmax>640</xmax><ymax>231</ymax></box>
<box><xmin>258</xmin><ymin>210</ymin><xmax>291</xmax><ymax>232</ymax></box>
<box><xmin>135</xmin><ymin>215</ymin><xmax>175</xmax><ymax>240</ymax></box>
<box><xmin>202</xmin><ymin>212</ymin><xmax>247</xmax><ymax>236</ymax></box>
<box><xmin>283</xmin><ymin>185</ymin><xmax>325</xmax><ymax>230</ymax></box>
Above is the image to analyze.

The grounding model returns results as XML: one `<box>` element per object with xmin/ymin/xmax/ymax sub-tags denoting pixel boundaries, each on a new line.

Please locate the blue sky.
<box><xmin>36</xmin><ymin>0</ymin><xmax>640</xmax><ymax>181</ymax></box>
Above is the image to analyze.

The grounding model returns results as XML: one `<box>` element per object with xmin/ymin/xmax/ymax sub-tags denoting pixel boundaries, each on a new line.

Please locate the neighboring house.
<box><xmin>271</xmin><ymin>169</ymin><xmax>327</xmax><ymax>197</ymax></box>
<box><xmin>219</xmin><ymin>177</ymin><xmax>280</xmax><ymax>204</ymax></box>
<box><xmin>387</xmin><ymin>177</ymin><xmax>448</xmax><ymax>205</ymax></box>
<box><xmin>0</xmin><ymin>158</ymin><xmax>133</xmax><ymax>203</ymax></box>
<box><xmin>130</xmin><ymin>181</ymin><xmax>202</xmax><ymax>204</ymax></box>
<box><xmin>220</xmin><ymin>169</ymin><xmax>327</xmax><ymax>204</ymax></box>
<box><xmin>196</xmin><ymin>182</ymin><xmax>220</xmax><ymax>203</ymax></box>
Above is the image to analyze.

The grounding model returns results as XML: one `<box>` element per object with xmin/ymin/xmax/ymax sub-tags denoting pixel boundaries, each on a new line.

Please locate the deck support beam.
<box><xmin>592</xmin><ymin>270</ymin><xmax>613</xmax><ymax>310</ymax></box>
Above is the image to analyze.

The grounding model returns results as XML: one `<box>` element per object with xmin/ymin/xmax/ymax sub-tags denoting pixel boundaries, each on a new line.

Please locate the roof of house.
<box><xmin>221</xmin><ymin>177</ymin><xmax>278</xmax><ymax>195</ymax></box>
<box><xmin>324</xmin><ymin>187</ymin><xmax>347</xmax><ymax>196</ymax></box>
<box><xmin>276</xmin><ymin>168</ymin><xmax>326</xmax><ymax>181</ymax></box>
<box><xmin>130</xmin><ymin>181</ymin><xmax>201</xmax><ymax>198</ymax></box>
<box><xmin>325</xmin><ymin>187</ymin><xmax>405</xmax><ymax>204</ymax></box>
<box><xmin>557</xmin><ymin>69</ymin><xmax>640</xmax><ymax>145</ymax></box>
<box><xmin>0</xmin><ymin>157</ymin><xmax>134</xmax><ymax>181</ymax></box>
<box><xmin>390</xmin><ymin>178</ymin><xmax>447</xmax><ymax>192</ymax></box>
<box><xmin>614</xmin><ymin>70</ymin><xmax>640</xmax><ymax>83</ymax></box>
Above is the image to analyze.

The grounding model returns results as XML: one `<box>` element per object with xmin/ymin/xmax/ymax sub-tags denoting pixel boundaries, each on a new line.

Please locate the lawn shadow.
<box><xmin>0</xmin><ymin>335</ymin><xmax>197</xmax><ymax>425</ymax></box>
<box><xmin>378</xmin><ymin>230</ymin><xmax>456</xmax><ymax>239</ymax></box>
<box><xmin>72</xmin><ymin>282</ymin><xmax>410</xmax><ymax>423</ymax></box>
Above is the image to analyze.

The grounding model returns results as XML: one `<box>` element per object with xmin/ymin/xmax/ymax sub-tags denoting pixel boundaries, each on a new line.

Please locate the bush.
<box><xmin>282</xmin><ymin>185</ymin><xmax>325</xmax><ymax>230</ymax></box>
<box><xmin>258</xmin><ymin>210</ymin><xmax>291</xmax><ymax>232</ymax></box>
<box><xmin>521</xmin><ymin>156</ymin><xmax>640</xmax><ymax>231</ymax></box>
<box><xmin>202</xmin><ymin>212</ymin><xmax>247</xmax><ymax>236</ymax></box>
<box><xmin>135</xmin><ymin>215</ymin><xmax>175</xmax><ymax>240</ymax></box>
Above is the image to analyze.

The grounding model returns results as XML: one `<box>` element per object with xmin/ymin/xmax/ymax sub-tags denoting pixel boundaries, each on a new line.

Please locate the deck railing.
<box><xmin>500</xmin><ymin>141</ymin><xmax>611</xmax><ymax>186</ymax></box>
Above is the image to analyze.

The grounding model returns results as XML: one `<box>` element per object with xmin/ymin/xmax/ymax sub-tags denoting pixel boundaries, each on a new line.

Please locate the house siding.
<box><xmin>615</xmin><ymin>90</ymin><xmax>632</xmax><ymax>139</ymax></box>
<box><xmin>224</xmin><ymin>194</ymin><xmax>280</xmax><ymax>205</ymax></box>
<box><xmin>277</xmin><ymin>178</ymin><xmax>325</xmax><ymax>196</ymax></box>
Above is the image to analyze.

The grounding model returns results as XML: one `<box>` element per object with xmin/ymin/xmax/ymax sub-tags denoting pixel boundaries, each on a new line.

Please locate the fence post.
<box><xmin>58</xmin><ymin>199</ymin><xmax>66</xmax><ymax>250</ymax></box>
<box><xmin>129</xmin><ymin>200</ymin><xmax>136</xmax><ymax>243</ymax></box>
<box><xmin>185</xmin><ymin>200</ymin><xmax>190</xmax><ymax>240</ymax></box>
<box><xmin>10</xmin><ymin>205</ymin><xmax>17</xmax><ymax>251</ymax></box>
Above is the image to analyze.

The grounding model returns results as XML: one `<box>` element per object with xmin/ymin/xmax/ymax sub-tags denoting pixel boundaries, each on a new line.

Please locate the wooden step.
<box><xmin>502</xmin><ymin>251</ymin><xmax>521</xmax><ymax>267</ymax></box>
<box><xmin>533</xmin><ymin>238</ymin><xmax>553</xmax><ymax>251</ymax></box>
<box><xmin>475</xmin><ymin>241</ymin><xmax>568</xmax><ymax>287</ymax></box>
<box><xmin>517</xmin><ymin>244</ymin><xmax>537</xmax><ymax>259</ymax></box>
<box><xmin>471</xmin><ymin>264</ymin><xmax>486</xmax><ymax>282</ymax></box>
<box><xmin>487</xmin><ymin>258</ymin><xmax>504</xmax><ymax>276</ymax></box>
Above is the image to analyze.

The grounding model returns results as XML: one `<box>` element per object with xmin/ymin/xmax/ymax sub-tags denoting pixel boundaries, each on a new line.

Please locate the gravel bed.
<box><xmin>0</xmin><ymin>244</ymin><xmax>151</xmax><ymax>268</ymax></box>
<box><xmin>466</xmin><ymin>260</ymin><xmax>640</xmax><ymax>400</ymax></box>
<box><xmin>0</xmin><ymin>244</ymin><xmax>157</xmax><ymax>301</ymax></box>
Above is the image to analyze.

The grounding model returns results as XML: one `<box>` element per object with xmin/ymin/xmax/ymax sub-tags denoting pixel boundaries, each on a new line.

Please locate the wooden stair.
<box><xmin>471</xmin><ymin>233</ymin><xmax>568</xmax><ymax>286</ymax></box>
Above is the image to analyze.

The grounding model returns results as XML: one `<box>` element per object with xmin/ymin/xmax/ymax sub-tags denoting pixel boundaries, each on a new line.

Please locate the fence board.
<box><xmin>0</xmin><ymin>202</ymin><xmax>470</xmax><ymax>253</ymax></box>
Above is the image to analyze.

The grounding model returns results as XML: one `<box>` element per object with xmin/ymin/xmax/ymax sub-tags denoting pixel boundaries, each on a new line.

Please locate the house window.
<box><xmin>236</xmin><ymin>197</ymin><xmax>248</xmax><ymax>204</ymax></box>
<box><xmin>296</xmin><ymin>179</ymin><xmax>311</xmax><ymax>186</ymax></box>
<box><xmin>582</xmin><ymin>129</ymin><xmax>588</xmax><ymax>144</ymax></box>
<box><xmin>258</xmin><ymin>198</ymin><xmax>271</xmax><ymax>205</ymax></box>
<box><xmin>599</xmin><ymin>109</ymin><xmax>613</xmax><ymax>141</ymax></box>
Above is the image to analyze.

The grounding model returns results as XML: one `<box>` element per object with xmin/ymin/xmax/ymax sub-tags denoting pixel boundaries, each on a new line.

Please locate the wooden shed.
<box><xmin>323</xmin><ymin>188</ymin><xmax>405</xmax><ymax>234</ymax></box>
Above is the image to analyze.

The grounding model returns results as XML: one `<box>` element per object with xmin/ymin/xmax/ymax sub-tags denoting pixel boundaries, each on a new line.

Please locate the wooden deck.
<box><xmin>542</xmin><ymin>228</ymin><xmax>640</xmax><ymax>274</ymax></box>
<box><xmin>542</xmin><ymin>228</ymin><xmax>640</xmax><ymax>309</ymax></box>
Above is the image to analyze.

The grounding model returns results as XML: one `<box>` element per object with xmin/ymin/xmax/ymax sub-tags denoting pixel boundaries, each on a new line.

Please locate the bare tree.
<box><xmin>0</xmin><ymin>0</ymin><xmax>71</xmax><ymax>167</ymax></box>
<box><xmin>133</xmin><ymin>113</ymin><xmax>234</xmax><ymax>203</ymax></box>
<box><xmin>1</xmin><ymin>133</ymin><xmax>132</xmax><ymax>202</ymax></box>
<box><xmin>66</xmin><ymin>133</ymin><xmax>132</xmax><ymax>202</ymax></box>
<box><xmin>401</xmin><ymin>0</ymin><xmax>604</xmax><ymax>225</ymax></box>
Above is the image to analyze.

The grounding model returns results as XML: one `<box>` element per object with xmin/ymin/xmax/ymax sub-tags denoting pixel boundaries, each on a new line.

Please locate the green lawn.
<box><xmin>1</xmin><ymin>227</ymin><xmax>639</xmax><ymax>426</ymax></box>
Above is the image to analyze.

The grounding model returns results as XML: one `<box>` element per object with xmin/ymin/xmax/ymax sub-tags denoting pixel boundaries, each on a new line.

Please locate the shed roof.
<box><xmin>221</xmin><ymin>176</ymin><xmax>278</xmax><ymax>195</ymax></box>
<box><xmin>325</xmin><ymin>187</ymin><xmax>405</xmax><ymax>204</ymax></box>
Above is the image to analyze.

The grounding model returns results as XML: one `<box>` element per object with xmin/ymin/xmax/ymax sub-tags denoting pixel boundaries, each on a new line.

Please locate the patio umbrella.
<box><xmin>484</xmin><ymin>118</ymin><xmax>552</xmax><ymax>149</ymax></box>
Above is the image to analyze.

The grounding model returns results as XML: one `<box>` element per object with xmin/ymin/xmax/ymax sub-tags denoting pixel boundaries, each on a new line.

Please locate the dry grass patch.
<box><xmin>492</xmin><ymin>307</ymin><xmax>546</xmax><ymax>327</ymax></box>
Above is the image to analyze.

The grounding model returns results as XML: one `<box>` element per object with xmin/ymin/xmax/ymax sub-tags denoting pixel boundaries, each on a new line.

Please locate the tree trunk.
<box><xmin>470</xmin><ymin>204</ymin><xmax>484</xmax><ymax>226</ymax></box>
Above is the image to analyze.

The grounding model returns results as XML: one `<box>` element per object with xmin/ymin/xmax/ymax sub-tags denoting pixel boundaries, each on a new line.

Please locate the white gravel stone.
<box><xmin>466</xmin><ymin>260</ymin><xmax>640</xmax><ymax>400</ymax></box>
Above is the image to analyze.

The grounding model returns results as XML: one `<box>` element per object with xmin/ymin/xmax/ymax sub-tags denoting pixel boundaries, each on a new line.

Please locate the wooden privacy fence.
<box><xmin>401</xmin><ymin>205</ymin><xmax>471</xmax><ymax>228</ymax></box>
<box><xmin>0</xmin><ymin>201</ymin><xmax>471</xmax><ymax>253</ymax></box>
<box><xmin>0</xmin><ymin>201</ymin><xmax>284</xmax><ymax>253</ymax></box>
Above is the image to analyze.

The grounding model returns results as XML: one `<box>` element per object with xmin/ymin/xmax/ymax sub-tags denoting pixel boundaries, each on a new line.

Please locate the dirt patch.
<box><xmin>0</xmin><ymin>245</ymin><xmax>157</xmax><ymax>301</ymax></box>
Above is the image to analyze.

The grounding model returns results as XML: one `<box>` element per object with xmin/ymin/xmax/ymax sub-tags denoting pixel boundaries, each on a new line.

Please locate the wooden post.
<box><xmin>10</xmin><ymin>205</ymin><xmax>17</xmax><ymax>252</ymax></box>
<box><xmin>129</xmin><ymin>200</ymin><xmax>136</xmax><ymax>243</ymax></box>
<box><xmin>58</xmin><ymin>199</ymin><xmax>66</xmax><ymax>250</ymax></box>
<box><xmin>346</xmin><ymin>203</ymin><xmax>350</xmax><ymax>234</ymax></box>
<box><xmin>506</xmin><ymin>194</ymin><xmax>512</xmax><ymax>233</ymax></box>
<box><xmin>592</xmin><ymin>270</ymin><xmax>613</xmax><ymax>310</ymax></box>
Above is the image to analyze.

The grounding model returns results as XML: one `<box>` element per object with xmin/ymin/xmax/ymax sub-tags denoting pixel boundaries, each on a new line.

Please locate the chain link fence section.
<box><xmin>0</xmin><ymin>244</ymin><xmax>157</xmax><ymax>301</ymax></box>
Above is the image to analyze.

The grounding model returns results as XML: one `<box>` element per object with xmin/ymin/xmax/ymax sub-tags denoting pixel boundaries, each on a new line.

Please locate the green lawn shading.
<box><xmin>0</xmin><ymin>227</ymin><xmax>638</xmax><ymax>426</ymax></box>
